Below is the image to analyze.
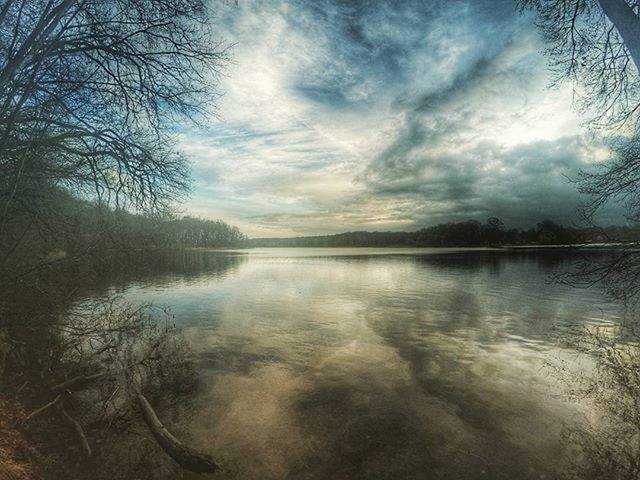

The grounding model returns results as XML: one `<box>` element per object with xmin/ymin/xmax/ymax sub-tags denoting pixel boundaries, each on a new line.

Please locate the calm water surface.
<box><xmin>86</xmin><ymin>248</ymin><xmax>623</xmax><ymax>479</ymax></box>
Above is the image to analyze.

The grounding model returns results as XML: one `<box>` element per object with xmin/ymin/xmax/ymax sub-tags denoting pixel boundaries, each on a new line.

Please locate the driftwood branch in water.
<box><xmin>60</xmin><ymin>406</ymin><xmax>92</xmax><ymax>457</ymax></box>
<box><xmin>25</xmin><ymin>393</ymin><xmax>92</xmax><ymax>457</ymax></box>
<box><xmin>24</xmin><ymin>395</ymin><xmax>62</xmax><ymax>422</ymax></box>
<box><xmin>50</xmin><ymin>373</ymin><xmax>107</xmax><ymax>393</ymax></box>
<box><xmin>137</xmin><ymin>394</ymin><xmax>218</xmax><ymax>473</ymax></box>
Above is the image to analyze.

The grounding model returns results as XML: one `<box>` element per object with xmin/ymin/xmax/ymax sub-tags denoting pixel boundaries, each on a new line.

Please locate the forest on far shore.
<box><xmin>248</xmin><ymin>217</ymin><xmax>640</xmax><ymax>248</ymax></box>
<box><xmin>21</xmin><ymin>196</ymin><xmax>636</xmax><ymax>257</ymax></box>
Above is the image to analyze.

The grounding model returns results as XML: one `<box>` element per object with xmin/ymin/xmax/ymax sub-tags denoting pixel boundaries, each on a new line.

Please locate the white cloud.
<box><xmin>176</xmin><ymin>0</ymin><xmax>619</xmax><ymax>237</ymax></box>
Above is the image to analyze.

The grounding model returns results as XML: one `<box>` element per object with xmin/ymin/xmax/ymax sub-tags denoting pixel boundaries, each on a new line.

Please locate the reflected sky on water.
<box><xmin>83</xmin><ymin>248</ymin><xmax>622</xmax><ymax>479</ymax></box>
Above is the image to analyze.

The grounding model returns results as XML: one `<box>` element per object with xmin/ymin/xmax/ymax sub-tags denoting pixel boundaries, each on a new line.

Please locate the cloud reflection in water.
<box><xmin>117</xmin><ymin>249</ymin><xmax>617</xmax><ymax>479</ymax></box>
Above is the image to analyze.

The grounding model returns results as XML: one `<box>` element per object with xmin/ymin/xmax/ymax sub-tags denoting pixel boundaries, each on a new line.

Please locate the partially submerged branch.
<box><xmin>24</xmin><ymin>394</ymin><xmax>61</xmax><ymax>422</ymax></box>
<box><xmin>24</xmin><ymin>394</ymin><xmax>92</xmax><ymax>458</ymax></box>
<box><xmin>60</xmin><ymin>406</ymin><xmax>92</xmax><ymax>458</ymax></box>
<box><xmin>137</xmin><ymin>394</ymin><xmax>218</xmax><ymax>474</ymax></box>
<box><xmin>50</xmin><ymin>373</ymin><xmax>107</xmax><ymax>394</ymax></box>
<box><xmin>14</xmin><ymin>299</ymin><xmax>205</xmax><ymax>476</ymax></box>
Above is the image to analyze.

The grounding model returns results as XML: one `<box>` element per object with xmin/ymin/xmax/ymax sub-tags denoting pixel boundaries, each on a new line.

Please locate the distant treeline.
<box><xmin>2</xmin><ymin>188</ymin><xmax>247</xmax><ymax>273</ymax></box>
<box><xmin>96</xmin><ymin>211</ymin><xmax>248</xmax><ymax>250</ymax></box>
<box><xmin>248</xmin><ymin>218</ymin><xmax>640</xmax><ymax>248</ymax></box>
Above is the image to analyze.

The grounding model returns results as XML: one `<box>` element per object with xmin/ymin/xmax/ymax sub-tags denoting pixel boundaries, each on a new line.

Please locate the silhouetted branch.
<box><xmin>520</xmin><ymin>0</ymin><xmax>640</xmax><ymax>130</ymax></box>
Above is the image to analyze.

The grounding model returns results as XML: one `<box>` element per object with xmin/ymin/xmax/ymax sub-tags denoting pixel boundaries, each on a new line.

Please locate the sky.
<box><xmin>179</xmin><ymin>0</ymin><xmax>622</xmax><ymax>238</ymax></box>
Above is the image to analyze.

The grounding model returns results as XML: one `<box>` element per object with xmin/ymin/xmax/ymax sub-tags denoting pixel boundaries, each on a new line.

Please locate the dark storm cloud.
<box><xmin>358</xmin><ymin>16</ymin><xmax>613</xmax><ymax>228</ymax></box>
<box><xmin>364</xmin><ymin>136</ymin><xmax>595</xmax><ymax>228</ymax></box>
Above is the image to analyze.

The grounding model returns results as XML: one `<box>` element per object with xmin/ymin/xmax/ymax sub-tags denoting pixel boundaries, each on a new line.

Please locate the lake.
<box><xmin>79</xmin><ymin>248</ymin><xmax>623</xmax><ymax>479</ymax></box>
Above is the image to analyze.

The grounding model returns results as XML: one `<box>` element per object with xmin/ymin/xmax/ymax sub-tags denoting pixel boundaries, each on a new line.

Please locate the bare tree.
<box><xmin>0</xmin><ymin>1</ymin><xmax>231</xmax><ymax>475</ymax></box>
<box><xmin>520</xmin><ymin>0</ymin><xmax>640</xmax><ymax>130</ymax></box>
<box><xmin>522</xmin><ymin>3</ymin><xmax>640</xmax><ymax>479</ymax></box>
<box><xmin>0</xmin><ymin>0</ymin><xmax>229</xmax><ymax>229</ymax></box>
<box><xmin>578</xmin><ymin>135</ymin><xmax>640</xmax><ymax>217</ymax></box>
<box><xmin>521</xmin><ymin>0</ymin><xmax>640</xmax><ymax>299</ymax></box>
<box><xmin>598</xmin><ymin>0</ymin><xmax>640</xmax><ymax>66</ymax></box>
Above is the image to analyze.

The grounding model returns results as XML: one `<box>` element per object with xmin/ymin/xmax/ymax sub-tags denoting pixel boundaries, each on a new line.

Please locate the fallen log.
<box><xmin>137</xmin><ymin>394</ymin><xmax>218</xmax><ymax>473</ymax></box>
<box><xmin>50</xmin><ymin>373</ymin><xmax>106</xmax><ymax>393</ymax></box>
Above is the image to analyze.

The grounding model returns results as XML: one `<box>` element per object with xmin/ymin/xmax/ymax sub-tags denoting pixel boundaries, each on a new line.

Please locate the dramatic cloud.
<box><xmin>180</xmin><ymin>0</ymin><xmax>623</xmax><ymax>237</ymax></box>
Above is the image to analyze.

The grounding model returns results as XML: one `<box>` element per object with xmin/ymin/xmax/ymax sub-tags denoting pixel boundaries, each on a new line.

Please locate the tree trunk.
<box><xmin>597</xmin><ymin>0</ymin><xmax>640</xmax><ymax>71</ymax></box>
